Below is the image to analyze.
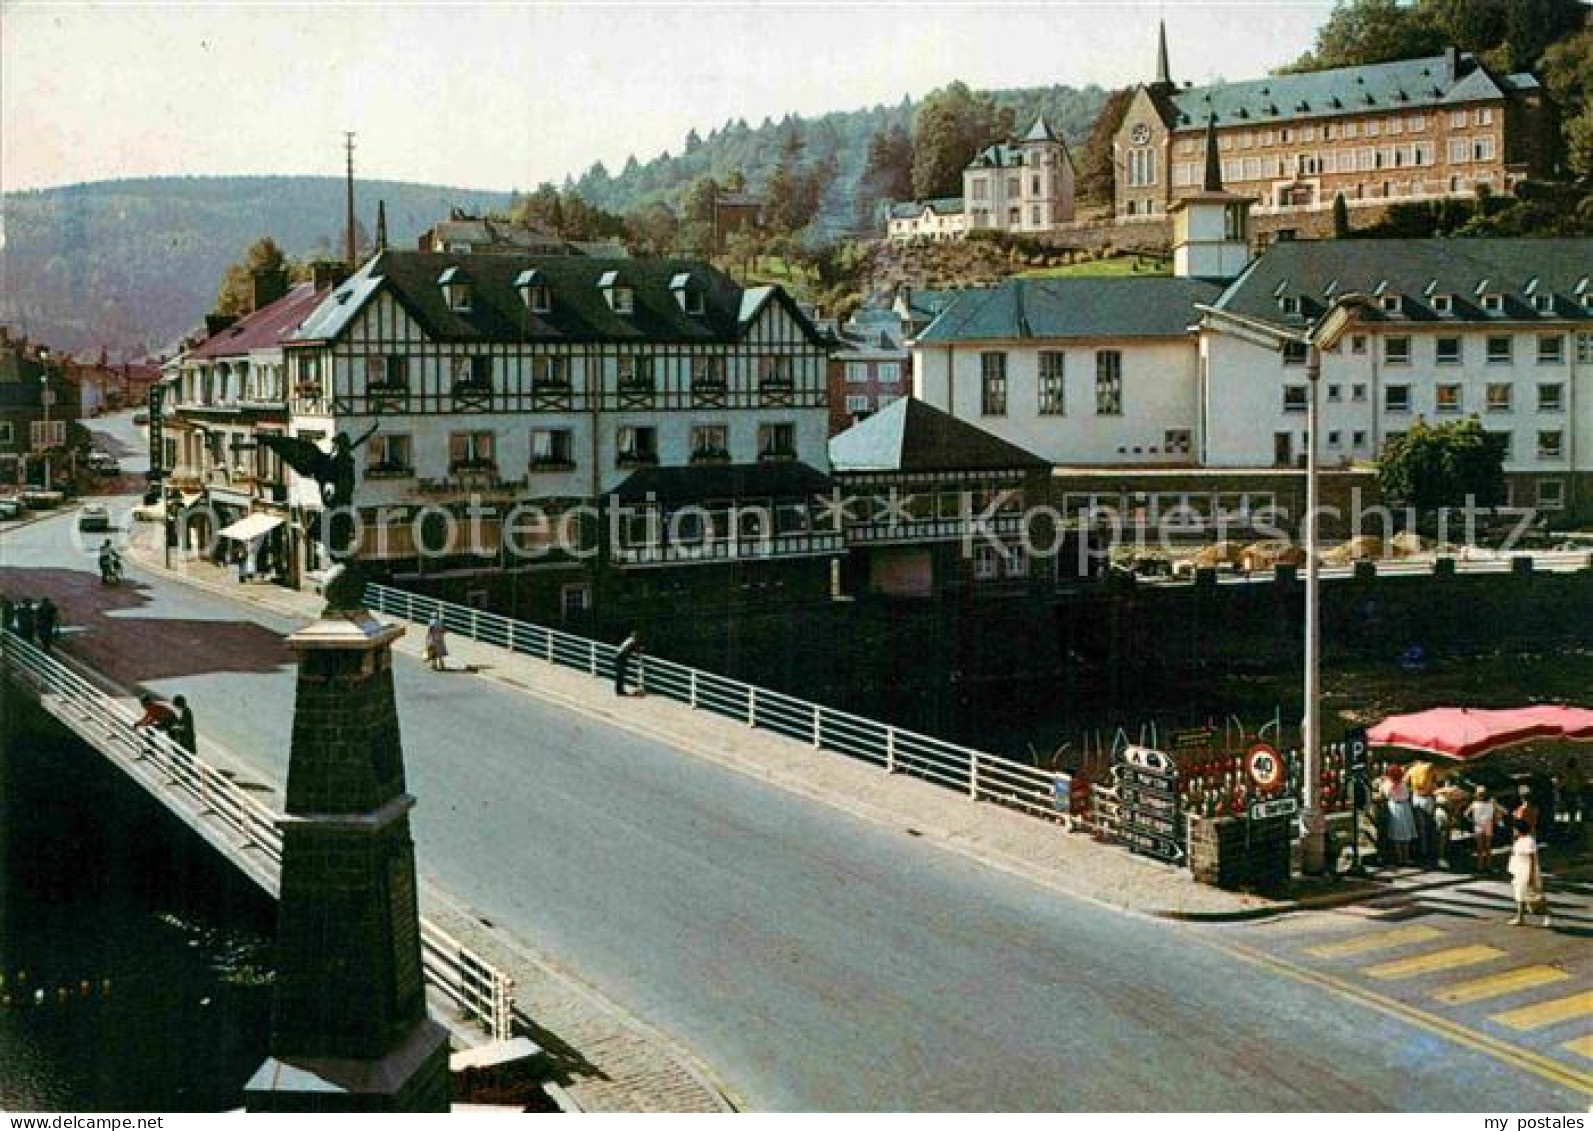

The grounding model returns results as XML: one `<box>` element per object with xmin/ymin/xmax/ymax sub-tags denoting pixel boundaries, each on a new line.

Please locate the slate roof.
<box><xmin>889</xmin><ymin>197</ymin><xmax>965</xmax><ymax>220</ymax></box>
<box><xmin>188</xmin><ymin>282</ymin><xmax>331</xmax><ymax>360</ymax></box>
<box><xmin>290</xmin><ymin>251</ymin><xmax>824</xmax><ymax>347</ymax></box>
<box><xmin>829</xmin><ymin>397</ymin><xmax>1050</xmax><ymax>475</ymax></box>
<box><xmin>1022</xmin><ymin>115</ymin><xmax>1061</xmax><ymax>143</ymax></box>
<box><xmin>1209</xmin><ymin>238</ymin><xmax>1593</xmax><ymax>329</ymax></box>
<box><xmin>612</xmin><ymin>460</ymin><xmax>833</xmax><ymax>506</ymax></box>
<box><xmin>900</xmin><ymin>289</ymin><xmax>962</xmax><ymax>321</ymax></box>
<box><xmin>915</xmin><ymin>277</ymin><xmax>1222</xmax><ymax>343</ymax></box>
<box><xmin>1160</xmin><ymin>50</ymin><xmax>1531</xmax><ymax>132</ymax></box>
<box><xmin>970</xmin><ymin>143</ymin><xmax>1023</xmax><ymax>168</ymax></box>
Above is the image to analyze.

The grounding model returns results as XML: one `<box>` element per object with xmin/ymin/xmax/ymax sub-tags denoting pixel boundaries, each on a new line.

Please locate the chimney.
<box><xmin>205</xmin><ymin>313</ymin><xmax>240</xmax><ymax>337</ymax></box>
<box><xmin>309</xmin><ymin>260</ymin><xmax>350</xmax><ymax>292</ymax></box>
<box><xmin>250</xmin><ymin>267</ymin><xmax>289</xmax><ymax>312</ymax></box>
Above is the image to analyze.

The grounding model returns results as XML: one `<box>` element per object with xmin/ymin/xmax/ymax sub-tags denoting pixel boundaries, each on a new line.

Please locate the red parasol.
<box><xmin>1515</xmin><ymin>705</ymin><xmax>1593</xmax><ymax>741</ymax></box>
<box><xmin>1366</xmin><ymin>707</ymin><xmax>1560</xmax><ymax>760</ymax></box>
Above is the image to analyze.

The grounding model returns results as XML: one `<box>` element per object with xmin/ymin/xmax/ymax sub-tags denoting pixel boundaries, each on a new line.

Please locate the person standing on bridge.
<box><xmin>614</xmin><ymin>627</ymin><xmax>643</xmax><ymax>697</ymax></box>
<box><xmin>171</xmin><ymin>694</ymin><xmax>197</xmax><ymax>757</ymax></box>
<box><xmin>425</xmin><ymin>613</ymin><xmax>448</xmax><ymax>672</ymax></box>
<box><xmin>133</xmin><ymin>693</ymin><xmax>178</xmax><ymax>735</ymax></box>
<box><xmin>14</xmin><ymin>599</ymin><xmax>37</xmax><ymax>643</ymax></box>
<box><xmin>35</xmin><ymin>598</ymin><xmax>59</xmax><ymax>653</ymax></box>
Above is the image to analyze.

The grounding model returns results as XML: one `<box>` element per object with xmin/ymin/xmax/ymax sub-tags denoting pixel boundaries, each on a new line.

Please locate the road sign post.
<box><xmin>1344</xmin><ymin>727</ymin><xmax>1370</xmax><ymax>877</ymax></box>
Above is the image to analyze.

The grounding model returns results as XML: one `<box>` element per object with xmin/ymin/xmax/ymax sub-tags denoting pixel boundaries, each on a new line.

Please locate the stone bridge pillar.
<box><xmin>245</xmin><ymin>612</ymin><xmax>450</xmax><ymax>1112</ymax></box>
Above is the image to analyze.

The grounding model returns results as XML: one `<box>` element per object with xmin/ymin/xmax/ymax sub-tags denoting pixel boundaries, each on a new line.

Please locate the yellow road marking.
<box><xmin>1565</xmin><ymin>1035</ymin><xmax>1593</xmax><ymax>1061</ymax></box>
<box><xmin>1365</xmin><ymin>945</ymin><xmax>1505</xmax><ymax>981</ymax></box>
<box><xmin>1306</xmin><ymin>924</ymin><xmax>1443</xmax><ymax>958</ymax></box>
<box><xmin>1493</xmin><ymin>992</ymin><xmax>1593</xmax><ymax>1032</ymax></box>
<box><xmin>1200</xmin><ymin>936</ymin><xmax>1593</xmax><ymax>1099</ymax></box>
<box><xmin>1435</xmin><ymin>966</ymin><xmax>1571</xmax><ymax>1006</ymax></box>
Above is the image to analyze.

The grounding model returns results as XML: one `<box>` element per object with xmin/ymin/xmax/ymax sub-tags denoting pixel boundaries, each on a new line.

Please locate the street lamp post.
<box><xmin>1297</xmin><ymin>293</ymin><xmax>1373</xmax><ymax>876</ymax></box>
<box><xmin>39</xmin><ymin>373</ymin><xmax>52</xmax><ymax>492</ymax></box>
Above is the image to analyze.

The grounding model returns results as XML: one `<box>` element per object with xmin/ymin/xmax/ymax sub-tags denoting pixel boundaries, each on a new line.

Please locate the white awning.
<box><xmin>218</xmin><ymin>512</ymin><xmax>285</xmax><ymax>542</ymax></box>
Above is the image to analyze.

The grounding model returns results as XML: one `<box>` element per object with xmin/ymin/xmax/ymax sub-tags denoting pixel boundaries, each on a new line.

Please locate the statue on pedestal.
<box><xmin>259</xmin><ymin>424</ymin><xmax>378</xmax><ymax>612</ymax></box>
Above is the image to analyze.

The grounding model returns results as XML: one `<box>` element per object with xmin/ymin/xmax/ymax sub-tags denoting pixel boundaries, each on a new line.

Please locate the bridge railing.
<box><xmin>365</xmin><ymin>583</ymin><xmax>1064</xmax><ymax>822</ymax></box>
<box><xmin>0</xmin><ymin>627</ymin><xmax>517</xmax><ymax>1042</ymax></box>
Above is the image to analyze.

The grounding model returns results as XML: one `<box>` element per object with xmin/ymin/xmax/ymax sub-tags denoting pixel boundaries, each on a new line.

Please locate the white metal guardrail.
<box><xmin>364</xmin><ymin>583</ymin><xmax>1067</xmax><ymax>823</ymax></box>
<box><xmin>0</xmin><ymin>627</ymin><xmax>516</xmax><ymax>1042</ymax></box>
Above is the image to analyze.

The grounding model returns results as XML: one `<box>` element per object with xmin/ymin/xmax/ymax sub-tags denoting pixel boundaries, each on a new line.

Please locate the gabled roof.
<box><xmin>899</xmin><ymin>289</ymin><xmax>961</xmax><ymax>321</ymax></box>
<box><xmin>829</xmin><ymin>397</ymin><xmax>1050</xmax><ymax>475</ymax></box>
<box><xmin>1021</xmin><ymin>115</ymin><xmax>1061</xmax><ymax>143</ymax></box>
<box><xmin>289</xmin><ymin>251</ymin><xmax>824</xmax><ymax>347</ymax></box>
<box><xmin>915</xmin><ymin>277</ymin><xmax>1221</xmax><ymax>343</ymax></box>
<box><xmin>889</xmin><ymin>197</ymin><xmax>964</xmax><ymax>220</ymax></box>
<box><xmin>1209</xmin><ymin>237</ymin><xmax>1593</xmax><ymax>329</ymax></box>
<box><xmin>613</xmin><ymin>460</ymin><xmax>833</xmax><ymax>506</ymax></box>
<box><xmin>187</xmin><ymin>282</ymin><xmax>331</xmax><ymax>360</ymax></box>
<box><xmin>1160</xmin><ymin>50</ymin><xmax>1520</xmax><ymax>132</ymax></box>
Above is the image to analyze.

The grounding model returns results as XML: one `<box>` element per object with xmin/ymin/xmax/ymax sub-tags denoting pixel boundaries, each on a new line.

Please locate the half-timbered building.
<box><xmin>283</xmin><ymin>250</ymin><xmax>838</xmax><ymax>619</ymax></box>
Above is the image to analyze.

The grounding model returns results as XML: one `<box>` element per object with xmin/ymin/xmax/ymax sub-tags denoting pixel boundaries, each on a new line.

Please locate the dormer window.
<box><xmin>1532</xmin><ymin>293</ymin><xmax>1555</xmax><ymax>315</ymax></box>
<box><xmin>671</xmin><ymin>272</ymin><xmax>706</xmax><ymax>316</ymax></box>
<box><xmin>1279</xmin><ymin>295</ymin><xmax>1300</xmax><ymax>316</ymax></box>
<box><xmin>599</xmin><ymin>270</ymin><xmax>634</xmax><ymax>314</ymax></box>
<box><xmin>1482</xmin><ymin>292</ymin><xmax>1504</xmax><ymax>314</ymax></box>
<box><xmin>1432</xmin><ymin>293</ymin><xmax>1454</xmax><ymax>315</ymax></box>
<box><xmin>515</xmin><ymin>269</ymin><xmax>552</xmax><ymax>314</ymax></box>
<box><xmin>438</xmin><ymin>266</ymin><xmax>472</xmax><ymax>312</ymax></box>
<box><xmin>1380</xmin><ymin>294</ymin><xmax>1404</xmax><ymax>315</ymax></box>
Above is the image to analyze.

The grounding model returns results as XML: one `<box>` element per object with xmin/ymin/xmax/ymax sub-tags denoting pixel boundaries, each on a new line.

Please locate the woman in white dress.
<box><xmin>1382</xmin><ymin>763</ymin><xmax>1417</xmax><ymax>865</ymax></box>
<box><xmin>1507</xmin><ymin>818</ymin><xmax>1551</xmax><ymax>927</ymax></box>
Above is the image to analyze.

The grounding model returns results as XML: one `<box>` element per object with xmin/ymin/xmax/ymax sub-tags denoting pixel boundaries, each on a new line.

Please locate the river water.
<box><xmin>0</xmin><ymin>701</ymin><xmax>274</xmax><ymax>1111</ymax></box>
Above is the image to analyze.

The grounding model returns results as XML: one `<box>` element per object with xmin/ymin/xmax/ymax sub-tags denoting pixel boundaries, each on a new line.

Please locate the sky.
<box><xmin>1</xmin><ymin>1</ymin><xmax>1334</xmax><ymax>194</ymax></box>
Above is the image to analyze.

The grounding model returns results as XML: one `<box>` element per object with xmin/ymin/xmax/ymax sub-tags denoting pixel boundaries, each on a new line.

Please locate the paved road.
<box><xmin>2</xmin><ymin>420</ymin><xmax>1586</xmax><ymax>1110</ymax></box>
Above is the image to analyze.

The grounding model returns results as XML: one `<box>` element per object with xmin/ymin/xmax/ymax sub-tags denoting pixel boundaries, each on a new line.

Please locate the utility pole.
<box><xmin>344</xmin><ymin>131</ymin><xmax>358</xmax><ymax>269</ymax></box>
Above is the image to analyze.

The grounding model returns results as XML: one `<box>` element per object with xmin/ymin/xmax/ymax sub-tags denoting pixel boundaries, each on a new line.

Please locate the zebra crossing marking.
<box><xmin>1432</xmin><ymin>965</ymin><xmax>1570</xmax><ymax>1006</ymax></box>
<box><xmin>1491</xmin><ymin>991</ymin><xmax>1593</xmax><ymax>1033</ymax></box>
<box><xmin>1364</xmin><ymin>945</ymin><xmax>1505</xmax><ymax>981</ymax></box>
<box><xmin>1305</xmin><ymin>924</ymin><xmax>1443</xmax><ymax>958</ymax></box>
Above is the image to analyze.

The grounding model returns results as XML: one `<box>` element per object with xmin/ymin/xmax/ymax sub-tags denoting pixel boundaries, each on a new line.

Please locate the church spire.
<box><xmin>1202</xmin><ymin>114</ymin><xmax>1223</xmax><ymax>192</ymax></box>
<box><xmin>1155</xmin><ymin>19</ymin><xmax>1172</xmax><ymax>86</ymax></box>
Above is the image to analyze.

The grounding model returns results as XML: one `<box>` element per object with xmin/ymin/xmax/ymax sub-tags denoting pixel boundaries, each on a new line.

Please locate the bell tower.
<box><xmin>1171</xmin><ymin>116</ymin><xmax>1254</xmax><ymax>280</ymax></box>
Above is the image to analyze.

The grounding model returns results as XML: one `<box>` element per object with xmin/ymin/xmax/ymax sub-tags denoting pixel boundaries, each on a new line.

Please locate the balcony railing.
<box><xmin>528</xmin><ymin>457</ymin><xmax>577</xmax><ymax>473</ymax></box>
<box><xmin>611</xmin><ymin>528</ymin><xmax>845</xmax><ymax>567</ymax></box>
<box><xmin>616</xmin><ymin>451</ymin><xmax>659</xmax><ymax>468</ymax></box>
<box><xmin>365</xmin><ymin>464</ymin><xmax>415</xmax><ymax>480</ymax></box>
<box><xmin>845</xmin><ymin>512</ymin><xmax>1024</xmax><ymax>545</ymax></box>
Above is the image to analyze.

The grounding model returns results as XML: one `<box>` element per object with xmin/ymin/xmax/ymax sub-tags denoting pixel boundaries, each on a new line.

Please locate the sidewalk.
<box><xmin>122</xmin><ymin>532</ymin><xmax>1434</xmax><ymax>924</ymax></box>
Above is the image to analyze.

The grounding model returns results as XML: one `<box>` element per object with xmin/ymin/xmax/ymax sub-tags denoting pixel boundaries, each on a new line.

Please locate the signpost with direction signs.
<box><xmin>1097</xmin><ymin>745</ymin><xmax>1184</xmax><ymax>864</ymax></box>
<box><xmin>1343</xmin><ymin>726</ymin><xmax>1371</xmax><ymax>875</ymax></box>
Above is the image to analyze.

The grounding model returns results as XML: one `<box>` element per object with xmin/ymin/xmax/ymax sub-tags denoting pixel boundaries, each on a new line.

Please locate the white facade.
<box><xmin>1202</xmin><ymin>322</ymin><xmax>1592</xmax><ymax>507</ymax></box>
<box><xmin>886</xmin><ymin>202</ymin><xmax>968</xmax><ymax>243</ymax></box>
<box><xmin>913</xmin><ymin>337</ymin><xmax>1200</xmax><ymax>465</ymax></box>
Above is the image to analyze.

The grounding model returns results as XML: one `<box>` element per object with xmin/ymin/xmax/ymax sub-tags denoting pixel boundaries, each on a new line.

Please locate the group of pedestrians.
<box><xmin>133</xmin><ymin>692</ymin><xmax>197</xmax><ymax>756</ymax></box>
<box><xmin>1</xmin><ymin>593</ymin><xmax>62</xmax><ymax>652</ymax></box>
<box><xmin>423</xmin><ymin>613</ymin><xmax>647</xmax><ymax>696</ymax></box>
<box><xmin>1382</xmin><ymin>763</ymin><xmax>1558</xmax><ymax>928</ymax></box>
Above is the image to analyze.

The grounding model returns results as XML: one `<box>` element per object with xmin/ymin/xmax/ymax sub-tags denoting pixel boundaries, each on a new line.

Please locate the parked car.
<box><xmin>78</xmin><ymin>504</ymin><xmax>112</xmax><ymax>533</ymax></box>
<box><xmin>20</xmin><ymin>489</ymin><xmax>64</xmax><ymax>509</ymax></box>
<box><xmin>87</xmin><ymin>451</ymin><xmax>122</xmax><ymax>475</ymax></box>
<box><xmin>131</xmin><ymin>411</ymin><xmax>150</xmax><ymax>425</ymax></box>
<box><xmin>0</xmin><ymin>498</ymin><xmax>23</xmax><ymax>520</ymax></box>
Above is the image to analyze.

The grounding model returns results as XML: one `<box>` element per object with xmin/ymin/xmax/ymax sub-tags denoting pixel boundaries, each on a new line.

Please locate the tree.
<box><xmin>215</xmin><ymin>236</ymin><xmax>288</xmax><ymax>316</ymax></box>
<box><xmin>910</xmin><ymin>81</ymin><xmax>1014</xmax><ymax>199</ymax></box>
<box><xmin>853</xmin><ymin>123</ymin><xmax>914</xmax><ymax>230</ymax></box>
<box><xmin>1281</xmin><ymin>0</ymin><xmax>1445</xmax><ymax>72</ymax></box>
<box><xmin>1332</xmin><ymin>191</ymin><xmax>1351</xmax><ymax>237</ymax></box>
<box><xmin>625</xmin><ymin>202</ymin><xmax>680</xmax><ymax>255</ymax></box>
<box><xmin>1377</xmin><ymin>417</ymin><xmax>1507</xmax><ymax>515</ymax></box>
<box><xmin>1077</xmin><ymin>87</ymin><xmax>1134</xmax><ymax>204</ymax></box>
<box><xmin>1567</xmin><ymin>103</ymin><xmax>1593</xmax><ymax>177</ymax></box>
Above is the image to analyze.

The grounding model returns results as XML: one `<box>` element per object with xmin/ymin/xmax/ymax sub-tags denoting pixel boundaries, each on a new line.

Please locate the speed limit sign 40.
<box><xmin>1246</xmin><ymin>743</ymin><xmax>1285</xmax><ymax>795</ymax></box>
